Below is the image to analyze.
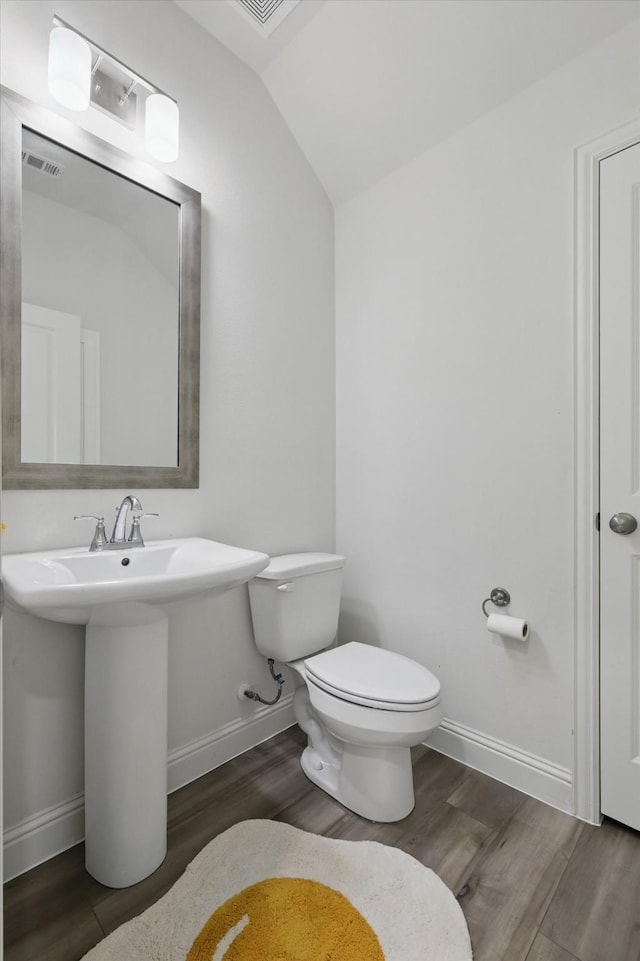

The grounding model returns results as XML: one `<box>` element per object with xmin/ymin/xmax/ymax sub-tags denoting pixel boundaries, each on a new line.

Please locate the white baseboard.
<box><xmin>3</xmin><ymin>793</ymin><xmax>86</xmax><ymax>884</ymax></box>
<box><xmin>3</xmin><ymin>695</ymin><xmax>295</xmax><ymax>882</ymax></box>
<box><xmin>428</xmin><ymin>717</ymin><xmax>574</xmax><ymax>814</ymax></box>
<box><xmin>166</xmin><ymin>694</ymin><xmax>295</xmax><ymax>793</ymax></box>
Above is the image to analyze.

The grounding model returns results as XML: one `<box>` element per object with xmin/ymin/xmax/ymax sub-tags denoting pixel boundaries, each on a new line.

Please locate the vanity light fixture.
<box><xmin>47</xmin><ymin>16</ymin><xmax>179</xmax><ymax>163</ymax></box>
<box><xmin>145</xmin><ymin>93</ymin><xmax>179</xmax><ymax>163</ymax></box>
<box><xmin>48</xmin><ymin>25</ymin><xmax>92</xmax><ymax>111</ymax></box>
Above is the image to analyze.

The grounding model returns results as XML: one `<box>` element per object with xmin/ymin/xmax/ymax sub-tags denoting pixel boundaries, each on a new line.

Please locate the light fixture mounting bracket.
<box><xmin>91</xmin><ymin>68</ymin><xmax>137</xmax><ymax>128</ymax></box>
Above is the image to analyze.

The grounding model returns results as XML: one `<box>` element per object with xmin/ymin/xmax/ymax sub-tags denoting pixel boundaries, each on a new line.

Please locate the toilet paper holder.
<box><xmin>482</xmin><ymin>587</ymin><xmax>511</xmax><ymax>617</ymax></box>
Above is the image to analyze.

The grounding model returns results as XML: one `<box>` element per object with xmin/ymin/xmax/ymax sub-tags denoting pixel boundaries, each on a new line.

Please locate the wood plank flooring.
<box><xmin>4</xmin><ymin>727</ymin><xmax>640</xmax><ymax>961</ymax></box>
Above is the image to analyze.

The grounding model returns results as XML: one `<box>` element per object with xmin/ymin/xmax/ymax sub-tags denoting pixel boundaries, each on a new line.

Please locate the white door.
<box><xmin>600</xmin><ymin>141</ymin><xmax>640</xmax><ymax>830</ymax></box>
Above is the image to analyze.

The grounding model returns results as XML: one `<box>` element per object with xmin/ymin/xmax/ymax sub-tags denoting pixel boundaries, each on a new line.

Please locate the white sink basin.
<box><xmin>2</xmin><ymin>537</ymin><xmax>270</xmax><ymax>624</ymax></box>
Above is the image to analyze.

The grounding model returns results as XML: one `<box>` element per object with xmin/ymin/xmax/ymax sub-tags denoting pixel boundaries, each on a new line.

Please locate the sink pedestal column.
<box><xmin>84</xmin><ymin>603</ymin><xmax>168</xmax><ymax>888</ymax></box>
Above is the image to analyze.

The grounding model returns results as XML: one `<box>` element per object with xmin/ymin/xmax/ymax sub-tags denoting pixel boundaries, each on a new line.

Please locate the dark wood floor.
<box><xmin>4</xmin><ymin>726</ymin><xmax>640</xmax><ymax>961</ymax></box>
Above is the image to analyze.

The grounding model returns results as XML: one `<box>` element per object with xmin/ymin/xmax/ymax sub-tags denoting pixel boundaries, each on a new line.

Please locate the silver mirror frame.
<box><xmin>0</xmin><ymin>87</ymin><xmax>201</xmax><ymax>489</ymax></box>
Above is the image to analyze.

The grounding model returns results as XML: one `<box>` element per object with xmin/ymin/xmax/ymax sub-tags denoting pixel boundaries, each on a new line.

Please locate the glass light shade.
<box><xmin>145</xmin><ymin>94</ymin><xmax>179</xmax><ymax>163</ymax></box>
<box><xmin>48</xmin><ymin>27</ymin><xmax>92</xmax><ymax>111</ymax></box>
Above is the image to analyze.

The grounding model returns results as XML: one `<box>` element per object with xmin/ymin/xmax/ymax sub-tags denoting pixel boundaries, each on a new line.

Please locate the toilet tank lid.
<box><xmin>254</xmin><ymin>552</ymin><xmax>346</xmax><ymax>580</ymax></box>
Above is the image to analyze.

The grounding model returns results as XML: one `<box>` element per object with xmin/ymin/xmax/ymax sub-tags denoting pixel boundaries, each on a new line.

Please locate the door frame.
<box><xmin>574</xmin><ymin>115</ymin><xmax>640</xmax><ymax>823</ymax></box>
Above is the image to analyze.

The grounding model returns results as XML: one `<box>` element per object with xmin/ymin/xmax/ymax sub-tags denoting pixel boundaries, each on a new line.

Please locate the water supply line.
<box><xmin>242</xmin><ymin>659</ymin><xmax>285</xmax><ymax>706</ymax></box>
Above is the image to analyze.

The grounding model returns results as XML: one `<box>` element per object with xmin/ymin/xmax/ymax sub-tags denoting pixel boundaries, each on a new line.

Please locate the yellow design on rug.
<box><xmin>186</xmin><ymin>877</ymin><xmax>385</xmax><ymax>960</ymax></box>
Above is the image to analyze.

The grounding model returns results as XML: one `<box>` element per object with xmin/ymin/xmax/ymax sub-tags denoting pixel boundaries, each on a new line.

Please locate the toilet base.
<box><xmin>301</xmin><ymin>741</ymin><xmax>415</xmax><ymax>822</ymax></box>
<box><xmin>293</xmin><ymin>683</ymin><xmax>416</xmax><ymax>822</ymax></box>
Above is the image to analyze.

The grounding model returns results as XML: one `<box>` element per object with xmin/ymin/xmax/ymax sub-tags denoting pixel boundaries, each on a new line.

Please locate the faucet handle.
<box><xmin>127</xmin><ymin>512</ymin><xmax>159</xmax><ymax>547</ymax></box>
<box><xmin>74</xmin><ymin>515</ymin><xmax>108</xmax><ymax>552</ymax></box>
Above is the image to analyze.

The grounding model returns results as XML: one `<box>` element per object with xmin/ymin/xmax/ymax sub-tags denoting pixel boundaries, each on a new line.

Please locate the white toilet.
<box><xmin>248</xmin><ymin>552</ymin><xmax>442</xmax><ymax>822</ymax></box>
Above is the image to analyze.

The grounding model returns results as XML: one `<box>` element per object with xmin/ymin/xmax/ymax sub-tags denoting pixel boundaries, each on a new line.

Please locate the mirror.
<box><xmin>21</xmin><ymin>128</ymin><xmax>181</xmax><ymax>469</ymax></box>
<box><xmin>0</xmin><ymin>87</ymin><xmax>201</xmax><ymax>489</ymax></box>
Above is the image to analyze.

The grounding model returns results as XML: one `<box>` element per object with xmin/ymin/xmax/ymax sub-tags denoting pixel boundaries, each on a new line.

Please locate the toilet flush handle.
<box><xmin>276</xmin><ymin>582</ymin><xmax>296</xmax><ymax>592</ymax></box>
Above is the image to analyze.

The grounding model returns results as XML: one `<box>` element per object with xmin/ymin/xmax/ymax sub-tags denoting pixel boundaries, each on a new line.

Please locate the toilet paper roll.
<box><xmin>487</xmin><ymin>613</ymin><xmax>529</xmax><ymax>641</ymax></box>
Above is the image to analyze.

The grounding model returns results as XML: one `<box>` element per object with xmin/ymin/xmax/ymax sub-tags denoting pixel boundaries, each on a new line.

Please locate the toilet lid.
<box><xmin>304</xmin><ymin>642</ymin><xmax>440</xmax><ymax>712</ymax></box>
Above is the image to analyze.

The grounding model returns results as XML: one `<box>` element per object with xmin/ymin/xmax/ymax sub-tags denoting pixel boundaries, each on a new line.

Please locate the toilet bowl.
<box><xmin>248</xmin><ymin>553</ymin><xmax>442</xmax><ymax>822</ymax></box>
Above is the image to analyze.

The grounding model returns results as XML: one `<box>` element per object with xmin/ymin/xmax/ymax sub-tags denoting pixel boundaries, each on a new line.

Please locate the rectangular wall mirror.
<box><xmin>0</xmin><ymin>87</ymin><xmax>201</xmax><ymax>489</ymax></box>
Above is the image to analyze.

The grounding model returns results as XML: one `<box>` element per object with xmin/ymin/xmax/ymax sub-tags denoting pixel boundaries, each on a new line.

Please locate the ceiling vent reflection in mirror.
<box><xmin>21</xmin><ymin>149</ymin><xmax>64</xmax><ymax>178</ymax></box>
<box><xmin>231</xmin><ymin>0</ymin><xmax>301</xmax><ymax>37</ymax></box>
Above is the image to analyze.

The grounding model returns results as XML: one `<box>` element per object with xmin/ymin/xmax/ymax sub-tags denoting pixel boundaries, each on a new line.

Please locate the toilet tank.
<box><xmin>248</xmin><ymin>553</ymin><xmax>345</xmax><ymax>661</ymax></box>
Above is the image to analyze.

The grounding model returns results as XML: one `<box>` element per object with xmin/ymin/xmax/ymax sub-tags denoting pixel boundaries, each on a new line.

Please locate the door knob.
<box><xmin>609</xmin><ymin>512</ymin><xmax>638</xmax><ymax>535</ymax></box>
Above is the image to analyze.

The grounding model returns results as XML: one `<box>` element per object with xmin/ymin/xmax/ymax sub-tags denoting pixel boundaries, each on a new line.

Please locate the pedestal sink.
<box><xmin>2</xmin><ymin>537</ymin><xmax>269</xmax><ymax>888</ymax></box>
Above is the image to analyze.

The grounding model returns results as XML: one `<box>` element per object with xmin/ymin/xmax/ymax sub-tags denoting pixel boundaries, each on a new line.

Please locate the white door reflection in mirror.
<box><xmin>21</xmin><ymin>302</ymin><xmax>100</xmax><ymax>464</ymax></box>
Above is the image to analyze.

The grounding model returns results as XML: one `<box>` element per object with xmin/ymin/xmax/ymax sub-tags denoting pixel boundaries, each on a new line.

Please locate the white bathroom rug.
<box><xmin>82</xmin><ymin>819</ymin><xmax>473</xmax><ymax>961</ymax></box>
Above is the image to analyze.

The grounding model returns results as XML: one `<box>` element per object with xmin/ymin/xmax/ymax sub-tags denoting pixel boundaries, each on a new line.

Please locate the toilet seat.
<box><xmin>304</xmin><ymin>642</ymin><xmax>440</xmax><ymax>713</ymax></box>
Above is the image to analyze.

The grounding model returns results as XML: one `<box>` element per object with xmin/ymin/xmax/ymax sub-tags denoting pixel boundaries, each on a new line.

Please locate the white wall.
<box><xmin>1</xmin><ymin>0</ymin><xmax>334</xmax><ymax>876</ymax></box>
<box><xmin>336</xmin><ymin>22</ymin><xmax>640</xmax><ymax>810</ymax></box>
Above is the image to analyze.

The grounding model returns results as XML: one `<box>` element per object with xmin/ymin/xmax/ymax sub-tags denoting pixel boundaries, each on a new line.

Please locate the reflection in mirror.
<box><xmin>21</xmin><ymin>129</ymin><xmax>180</xmax><ymax>468</ymax></box>
<box><xmin>1</xmin><ymin>87</ymin><xmax>201</xmax><ymax>489</ymax></box>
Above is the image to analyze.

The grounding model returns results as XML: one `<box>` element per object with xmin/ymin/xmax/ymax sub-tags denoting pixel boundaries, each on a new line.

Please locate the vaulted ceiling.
<box><xmin>174</xmin><ymin>0</ymin><xmax>640</xmax><ymax>205</ymax></box>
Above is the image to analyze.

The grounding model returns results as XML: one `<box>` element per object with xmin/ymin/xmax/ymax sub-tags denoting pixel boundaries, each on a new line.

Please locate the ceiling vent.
<box><xmin>21</xmin><ymin>149</ymin><xmax>64</xmax><ymax>178</ymax></box>
<box><xmin>230</xmin><ymin>0</ymin><xmax>301</xmax><ymax>37</ymax></box>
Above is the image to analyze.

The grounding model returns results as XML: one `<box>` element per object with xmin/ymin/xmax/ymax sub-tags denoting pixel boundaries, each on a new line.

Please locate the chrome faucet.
<box><xmin>75</xmin><ymin>496</ymin><xmax>157</xmax><ymax>551</ymax></box>
<box><xmin>110</xmin><ymin>495</ymin><xmax>142</xmax><ymax>544</ymax></box>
